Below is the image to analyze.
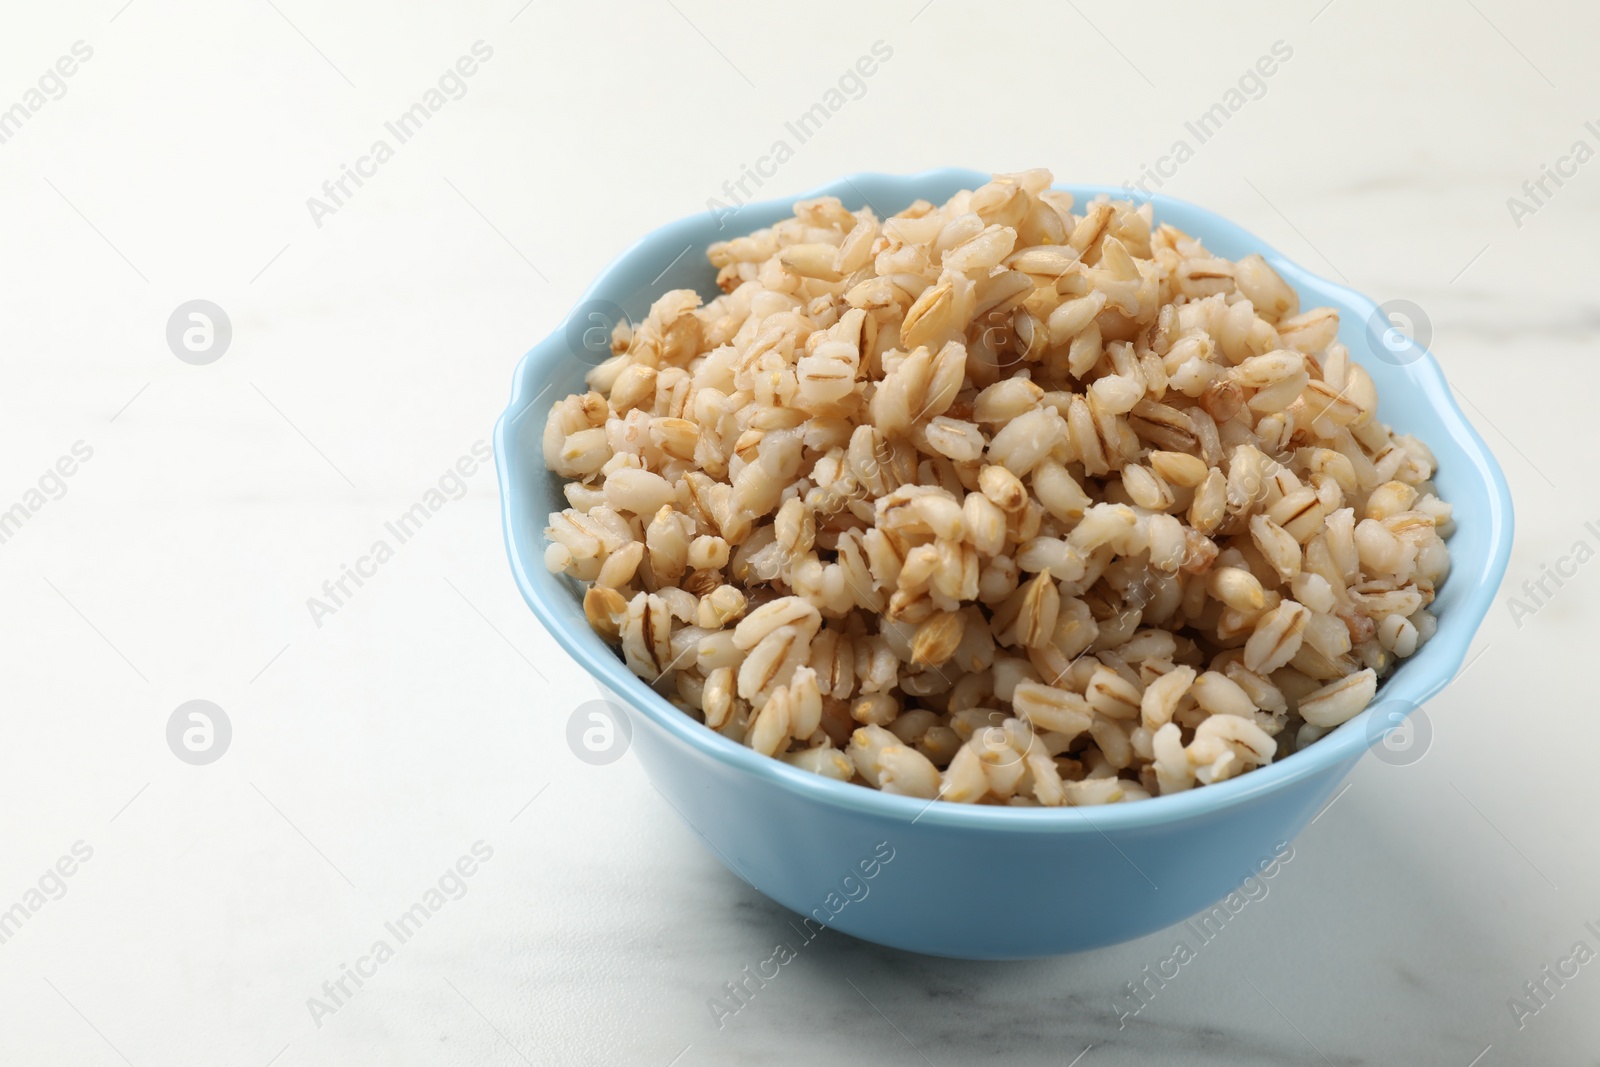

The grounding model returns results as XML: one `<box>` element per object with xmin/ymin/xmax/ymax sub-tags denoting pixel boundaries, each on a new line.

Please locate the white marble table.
<box><xmin>2</xmin><ymin>1</ymin><xmax>1595</xmax><ymax>1062</ymax></box>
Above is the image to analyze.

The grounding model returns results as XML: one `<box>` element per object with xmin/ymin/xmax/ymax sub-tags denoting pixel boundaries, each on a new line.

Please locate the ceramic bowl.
<box><xmin>494</xmin><ymin>169</ymin><xmax>1514</xmax><ymax>958</ymax></box>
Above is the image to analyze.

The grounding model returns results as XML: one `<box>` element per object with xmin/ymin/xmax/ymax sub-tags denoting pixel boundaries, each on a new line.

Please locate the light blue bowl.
<box><xmin>494</xmin><ymin>169</ymin><xmax>1514</xmax><ymax>959</ymax></box>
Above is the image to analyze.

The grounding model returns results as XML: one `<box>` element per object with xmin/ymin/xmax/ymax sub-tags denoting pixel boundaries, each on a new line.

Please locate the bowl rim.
<box><xmin>494</xmin><ymin>167</ymin><xmax>1515</xmax><ymax>833</ymax></box>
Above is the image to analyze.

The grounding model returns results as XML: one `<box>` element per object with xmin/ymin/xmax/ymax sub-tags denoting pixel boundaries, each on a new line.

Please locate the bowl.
<box><xmin>493</xmin><ymin>169</ymin><xmax>1514</xmax><ymax>959</ymax></box>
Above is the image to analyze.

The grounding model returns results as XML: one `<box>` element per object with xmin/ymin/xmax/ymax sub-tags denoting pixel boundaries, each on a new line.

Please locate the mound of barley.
<box><xmin>541</xmin><ymin>169</ymin><xmax>1451</xmax><ymax>805</ymax></box>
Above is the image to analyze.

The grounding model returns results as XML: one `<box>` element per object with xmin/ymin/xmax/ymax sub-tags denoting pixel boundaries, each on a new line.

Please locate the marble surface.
<box><xmin>2</xmin><ymin>0</ymin><xmax>1596</xmax><ymax>1063</ymax></box>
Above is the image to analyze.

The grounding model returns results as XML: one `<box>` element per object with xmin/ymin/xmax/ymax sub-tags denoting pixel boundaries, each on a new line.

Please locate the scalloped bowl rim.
<box><xmin>494</xmin><ymin>167</ymin><xmax>1514</xmax><ymax>834</ymax></box>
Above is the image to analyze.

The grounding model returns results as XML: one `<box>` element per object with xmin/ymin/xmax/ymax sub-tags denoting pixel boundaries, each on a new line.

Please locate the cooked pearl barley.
<box><xmin>1191</xmin><ymin>671</ymin><xmax>1256</xmax><ymax>718</ymax></box>
<box><xmin>848</xmin><ymin>725</ymin><xmax>900</xmax><ymax>787</ymax></box>
<box><xmin>687</xmin><ymin>535</ymin><xmax>731</xmax><ymax>571</ymax></box>
<box><xmin>603</xmin><ymin>467</ymin><xmax>675</xmax><ymax>516</ymax></box>
<box><xmin>541</xmin><ymin>170</ymin><xmax>1451</xmax><ymax>806</ymax></box>
<box><xmin>878</xmin><ymin>744</ymin><xmax>942</xmax><ymax>798</ymax></box>
<box><xmin>782</xmin><ymin>746</ymin><xmax>854</xmax><ymax>780</ymax></box>
<box><xmin>1298</xmin><ymin>669</ymin><xmax>1379</xmax><ymax>728</ymax></box>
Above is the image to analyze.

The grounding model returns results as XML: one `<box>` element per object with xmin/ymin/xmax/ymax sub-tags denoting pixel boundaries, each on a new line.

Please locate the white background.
<box><xmin>2</xmin><ymin>1</ymin><xmax>1595</xmax><ymax>1063</ymax></box>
